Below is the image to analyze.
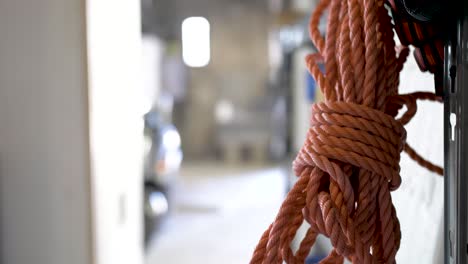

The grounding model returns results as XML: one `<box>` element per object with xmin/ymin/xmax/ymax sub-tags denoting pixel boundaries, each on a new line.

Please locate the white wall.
<box><xmin>393</xmin><ymin>50</ymin><xmax>444</xmax><ymax>264</ymax></box>
<box><xmin>0</xmin><ymin>0</ymin><xmax>144</xmax><ymax>264</ymax></box>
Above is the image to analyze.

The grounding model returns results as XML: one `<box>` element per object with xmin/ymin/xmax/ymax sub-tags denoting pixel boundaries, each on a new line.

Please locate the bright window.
<box><xmin>181</xmin><ymin>17</ymin><xmax>211</xmax><ymax>67</ymax></box>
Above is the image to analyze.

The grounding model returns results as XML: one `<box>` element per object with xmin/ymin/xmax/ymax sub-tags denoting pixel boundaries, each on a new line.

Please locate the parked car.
<box><xmin>143</xmin><ymin>110</ymin><xmax>183</xmax><ymax>244</ymax></box>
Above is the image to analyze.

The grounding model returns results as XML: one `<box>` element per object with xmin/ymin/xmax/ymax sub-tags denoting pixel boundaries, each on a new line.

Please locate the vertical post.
<box><xmin>445</xmin><ymin>7</ymin><xmax>468</xmax><ymax>264</ymax></box>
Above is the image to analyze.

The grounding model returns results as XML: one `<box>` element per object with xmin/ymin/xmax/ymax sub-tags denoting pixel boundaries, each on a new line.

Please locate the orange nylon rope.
<box><xmin>250</xmin><ymin>0</ymin><xmax>443</xmax><ymax>263</ymax></box>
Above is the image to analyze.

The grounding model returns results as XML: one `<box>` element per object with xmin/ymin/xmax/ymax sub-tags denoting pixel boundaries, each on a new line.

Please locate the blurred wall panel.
<box><xmin>291</xmin><ymin>47</ymin><xmax>314</xmax><ymax>153</ymax></box>
<box><xmin>141</xmin><ymin>35</ymin><xmax>164</xmax><ymax>112</ymax></box>
<box><xmin>168</xmin><ymin>0</ymin><xmax>271</xmax><ymax>158</ymax></box>
<box><xmin>291</xmin><ymin>0</ymin><xmax>319</xmax><ymax>13</ymax></box>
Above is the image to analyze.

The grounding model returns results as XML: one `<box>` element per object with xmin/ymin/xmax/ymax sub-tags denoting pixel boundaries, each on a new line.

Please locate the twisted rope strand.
<box><xmin>250</xmin><ymin>0</ymin><xmax>443</xmax><ymax>263</ymax></box>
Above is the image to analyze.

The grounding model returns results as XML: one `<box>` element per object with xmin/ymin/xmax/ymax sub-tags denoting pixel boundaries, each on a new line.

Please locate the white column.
<box><xmin>86</xmin><ymin>0</ymin><xmax>144</xmax><ymax>263</ymax></box>
<box><xmin>0</xmin><ymin>0</ymin><xmax>144</xmax><ymax>263</ymax></box>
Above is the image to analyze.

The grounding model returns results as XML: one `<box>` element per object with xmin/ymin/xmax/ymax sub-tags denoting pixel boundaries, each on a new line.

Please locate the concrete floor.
<box><xmin>145</xmin><ymin>162</ymin><xmax>288</xmax><ymax>264</ymax></box>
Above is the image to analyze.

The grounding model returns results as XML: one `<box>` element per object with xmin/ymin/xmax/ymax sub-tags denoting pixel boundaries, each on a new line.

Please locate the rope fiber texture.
<box><xmin>250</xmin><ymin>0</ymin><xmax>443</xmax><ymax>263</ymax></box>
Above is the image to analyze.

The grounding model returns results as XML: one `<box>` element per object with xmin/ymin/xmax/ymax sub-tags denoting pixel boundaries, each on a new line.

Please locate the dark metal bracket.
<box><xmin>445</xmin><ymin>12</ymin><xmax>468</xmax><ymax>264</ymax></box>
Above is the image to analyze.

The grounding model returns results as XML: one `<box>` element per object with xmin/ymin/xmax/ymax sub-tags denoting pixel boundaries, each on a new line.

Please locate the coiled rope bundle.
<box><xmin>250</xmin><ymin>0</ymin><xmax>443</xmax><ymax>263</ymax></box>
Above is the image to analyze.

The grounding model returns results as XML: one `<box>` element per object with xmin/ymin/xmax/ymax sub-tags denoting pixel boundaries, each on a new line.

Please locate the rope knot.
<box><xmin>294</xmin><ymin>101</ymin><xmax>406</xmax><ymax>190</ymax></box>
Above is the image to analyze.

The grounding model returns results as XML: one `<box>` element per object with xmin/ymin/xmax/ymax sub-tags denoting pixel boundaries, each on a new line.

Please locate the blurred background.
<box><xmin>0</xmin><ymin>0</ymin><xmax>443</xmax><ymax>264</ymax></box>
